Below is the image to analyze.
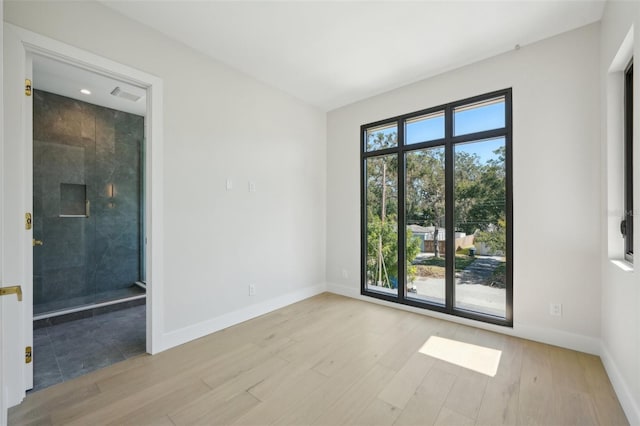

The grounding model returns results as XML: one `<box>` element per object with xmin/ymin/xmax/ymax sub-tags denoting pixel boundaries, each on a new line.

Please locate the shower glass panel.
<box><xmin>33</xmin><ymin>90</ymin><xmax>145</xmax><ymax>316</ymax></box>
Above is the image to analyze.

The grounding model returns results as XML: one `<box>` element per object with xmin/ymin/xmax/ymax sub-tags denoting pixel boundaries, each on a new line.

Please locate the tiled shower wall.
<box><xmin>33</xmin><ymin>90</ymin><xmax>143</xmax><ymax>310</ymax></box>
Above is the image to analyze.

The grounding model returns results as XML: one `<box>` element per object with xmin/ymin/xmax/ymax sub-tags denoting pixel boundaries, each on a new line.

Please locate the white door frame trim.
<box><xmin>1</xmin><ymin>1</ymin><xmax>7</xmax><ymax>423</ymax></box>
<box><xmin>4</xmin><ymin>25</ymin><xmax>165</xmax><ymax>394</ymax></box>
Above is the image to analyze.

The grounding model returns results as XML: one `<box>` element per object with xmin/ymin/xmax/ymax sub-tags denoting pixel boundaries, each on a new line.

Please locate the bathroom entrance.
<box><xmin>30</xmin><ymin>55</ymin><xmax>148</xmax><ymax>390</ymax></box>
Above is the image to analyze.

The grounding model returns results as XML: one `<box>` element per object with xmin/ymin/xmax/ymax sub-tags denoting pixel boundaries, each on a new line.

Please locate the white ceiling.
<box><xmin>33</xmin><ymin>55</ymin><xmax>147</xmax><ymax>116</ymax></box>
<box><xmin>101</xmin><ymin>0</ymin><xmax>606</xmax><ymax>111</ymax></box>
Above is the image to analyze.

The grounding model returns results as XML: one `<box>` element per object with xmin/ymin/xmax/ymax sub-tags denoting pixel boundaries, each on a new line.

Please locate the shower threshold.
<box><xmin>33</xmin><ymin>286</ymin><xmax>146</xmax><ymax>321</ymax></box>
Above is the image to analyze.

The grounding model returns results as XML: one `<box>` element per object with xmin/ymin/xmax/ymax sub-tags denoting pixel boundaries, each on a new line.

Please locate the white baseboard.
<box><xmin>601</xmin><ymin>344</ymin><xmax>640</xmax><ymax>426</ymax></box>
<box><xmin>326</xmin><ymin>282</ymin><xmax>600</xmax><ymax>354</ymax></box>
<box><xmin>511</xmin><ymin>322</ymin><xmax>601</xmax><ymax>355</ymax></box>
<box><xmin>326</xmin><ymin>282</ymin><xmax>360</xmax><ymax>298</ymax></box>
<box><xmin>160</xmin><ymin>284</ymin><xmax>327</xmax><ymax>351</ymax></box>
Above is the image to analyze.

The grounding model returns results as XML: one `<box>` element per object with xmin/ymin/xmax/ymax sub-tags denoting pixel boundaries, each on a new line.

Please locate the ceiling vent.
<box><xmin>110</xmin><ymin>86</ymin><xmax>141</xmax><ymax>102</ymax></box>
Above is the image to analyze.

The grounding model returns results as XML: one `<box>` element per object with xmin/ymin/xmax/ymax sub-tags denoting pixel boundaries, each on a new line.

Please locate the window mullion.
<box><xmin>444</xmin><ymin>106</ymin><xmax>455</xmax><ymax>312</ymax></box>
<box><xmin>398</xmin><ymin>119</ymin><xmax>407</xmax><ymax>301</ymax></box>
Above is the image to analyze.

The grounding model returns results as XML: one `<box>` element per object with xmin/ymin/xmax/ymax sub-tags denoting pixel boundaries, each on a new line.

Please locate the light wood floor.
<box><xmin>9</xmin><ymin>293</ymin><xmax>628</xmax><ymax>426</ymax></box>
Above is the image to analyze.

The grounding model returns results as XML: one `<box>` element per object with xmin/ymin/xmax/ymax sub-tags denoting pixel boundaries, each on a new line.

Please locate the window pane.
<box><xmin>365</xmin><ymin>123</ymin><xmax>398</xmax><ymax>152</ymax></box>
<box><xmin>405</xmin><ymin>147</ymin><xmax>445</xmax><ymax>305</ymax></box>
<box><xmin>406</xmin><ymin>111</ymin><xmax>444</xmax><ymax>144</ymax></box>
<box><xmin>454</xmin><ymin>97</ymin><xmax>505</xmax><ymax>136</ymax></box>
<box><xmin>453</xmin><ymin>138</ymin><xmax>507</xmax><ymax>318</ymax></box>
<box><xmin>365</xmin><ymin>154</ymin><xmax>398</xmax><ymax>296</ymax></box>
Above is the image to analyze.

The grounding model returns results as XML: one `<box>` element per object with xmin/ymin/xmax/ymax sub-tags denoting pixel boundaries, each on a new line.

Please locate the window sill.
<box><xmin>610</xmin><ymin>259</ymin><xmax>634</xmax><ymax>272</ymax></box>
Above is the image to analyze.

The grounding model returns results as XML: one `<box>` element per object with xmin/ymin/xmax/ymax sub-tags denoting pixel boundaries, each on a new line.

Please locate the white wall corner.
<box><xmin>600</xmin><ymin>343</ymin><xmax>640</xmax><ymax>426</ymax></box>
<box><xmin>160</xmin><ymin>283</ymin><xmax>327</xmax><ymax>351</ymax></box>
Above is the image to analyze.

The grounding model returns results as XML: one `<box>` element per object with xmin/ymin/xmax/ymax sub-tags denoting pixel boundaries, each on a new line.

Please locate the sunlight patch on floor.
<box><xmin>418</xmin><ymin>335</ymin><xmax>502</xmax><ymax>377</ymax></box>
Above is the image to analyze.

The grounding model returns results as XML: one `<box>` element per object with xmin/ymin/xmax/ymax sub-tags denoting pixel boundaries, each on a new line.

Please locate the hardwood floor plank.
<box><xmin>170</xmin><ymin>391</ymin><xmax>261</xmax><ymax>426</ymax></box>
<box><xmin>577</xmin><ymin>353</ymin><xmax>629</xmax><ymax>426</ymax></box>
<box><xmin>377</xmin><ymin>351</ymin><xmax>435</xmax><ymax>409</ymax></box>
<box><xmin>434</xmin><ymin>406</ymin><xmax>474</xmax><ymax>426</ymax></box>
<box><xmin>167</xmin><ymin>356</ymin><xmax>290</xmax><ymax>423</ymax></box>
<box><xmin>548</xmin><ymin>345</ymin><xmax>590</xmax><ymax>393</ymax></box>
<box><xmin>232</xmin><ymin>368</ymin><xmax>327</xmax><ymax>425</ymax></box>
<box><xmin>106</xmin><ymin>380</ymin><xmax>212</xmax><ymax>426</ymax></box>
<box><xmin>277</xmin><ymin>334</ymin><xmax>394</xmax><ymax>425</ymax></box>
<box><xmin>351</xmin><ymin>398</ymin><xmax>401</xmax><ymax>426</ymax></box>
<box><xmin>200</xmin><ymin>339</ymin><xmax>293</xmax><ymax>390</ymax></box>
<box><xmin>60</xmin><ymin>377</ymin><xmax>211</xmax><ymax>426</ymax></box>
<box><xmin>312</xmin><ymin>364</ymin><xmax>396</xmax><ymax>426</ymax></box>
<box><xmin>393</xmin><ymin>367</ymin><xmax>456</xmax><ymax>426</ymax></box>
<box><xmin>7</xmin><ymin>383</ymin><xmax>99</xmax><ymax>426</ymax></box>
<box><xmin>442</xmin><ymin>368</ymin><xmax>489</xmax><ymax>421</ymax></box>
<box><xmin>517</xmin><ymin>339</ymin><xmax>554</xmax><ymax>426</ymax></box>
<box><xmin>492</xmin><ymin>335</ymin><xmax>523</xmax><ymax>387</ymax></box>
<box><xmin>475</xmin><ymin>377</ymin><xmax>519</xmax><ymax>425</ymax></box>
<box><xmin>376</xmin><ymin>317</ymin><xmax>437</xmax><ymax>372</ymax></box>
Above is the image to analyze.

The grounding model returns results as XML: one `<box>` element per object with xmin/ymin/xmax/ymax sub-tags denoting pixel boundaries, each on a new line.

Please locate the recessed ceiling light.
<box><xmin>80</xmin><ymin>89</ymin><xmax>91</xmax><ymax>95</ymax></box>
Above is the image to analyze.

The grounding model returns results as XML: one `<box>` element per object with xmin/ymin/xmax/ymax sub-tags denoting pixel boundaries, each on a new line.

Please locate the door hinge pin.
<box><xmin>25</xmin><ymin>346</ymin><xmax>32</xmax><ymax>364</ymax></box>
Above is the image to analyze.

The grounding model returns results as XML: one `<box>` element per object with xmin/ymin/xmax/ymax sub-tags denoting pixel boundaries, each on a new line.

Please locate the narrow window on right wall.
<box><xmin>623</xmin><ymin>59</ymin><xmax>634</xmax><ymax>263</ymax></box>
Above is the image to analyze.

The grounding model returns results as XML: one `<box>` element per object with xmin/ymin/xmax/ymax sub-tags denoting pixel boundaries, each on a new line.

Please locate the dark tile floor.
<box><xmin>32</xmin><ymin>304</ymin><xmax>146</xmax><ymax>392</ymax></box>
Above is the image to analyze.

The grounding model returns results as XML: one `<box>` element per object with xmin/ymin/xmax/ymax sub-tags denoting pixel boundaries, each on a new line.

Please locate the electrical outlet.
<box><xmin>549</xmin><ymin>303</ymin><xmax>562</xmax><ymax>317</ymax></box>
<box><xmin>341</xmin><ymin>269</ymin><xmax>349</xmax><ymax>279</ymax></box>
<box><xmin>249</xmin><ymin>284</ymin><xmax>256</xmax><ymax>296</ymax></box>
<box><xmin>248</xmin><ymin>181</ymin><xmax>256</xmax><ymax>192</ymax></box>
<box><xmin>226</xmin><ymin>179</ymin><xmax>233</xmax><ymax>191</ymax></box>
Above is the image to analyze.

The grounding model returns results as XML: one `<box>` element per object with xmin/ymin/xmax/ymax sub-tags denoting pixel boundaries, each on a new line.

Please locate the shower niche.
<box><xmin>59</xmin><ymin>183</ymin><xmax>88</xmax><ymax>217</ymax></box>
<box><xmin>33</xmin><ymin>90</ymin><xmax>145</xmax><ymax>317</ymax></box>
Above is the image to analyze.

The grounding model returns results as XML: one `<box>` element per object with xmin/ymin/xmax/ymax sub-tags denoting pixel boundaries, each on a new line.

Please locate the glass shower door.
<box><xmin>32</xmin><ymin>90</ymin><xmax>144</xmax><ymax>317</ymax></box>
<box><xmin>32</xmin><ymin>107</ymin><xmax>97</xmax><ymax>315</ymax></box>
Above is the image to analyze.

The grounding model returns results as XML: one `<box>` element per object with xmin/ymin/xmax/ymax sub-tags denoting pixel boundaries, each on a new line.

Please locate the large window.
<box><xmin>623</xmin><ymin>60</ymin><xmax>634</xmax><ymax>263</ymax></box>
<box><xmin>361</xmin><ymin>90</ymin><xmax>513</xmax><ymax>326</ymax></box>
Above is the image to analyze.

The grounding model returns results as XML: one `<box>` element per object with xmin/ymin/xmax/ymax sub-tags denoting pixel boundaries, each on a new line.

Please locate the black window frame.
<box><xmin>360</xmin><ymin>88</ymin><xmax>513</xmax><ymax>327</ymax></box>
<box><xmin>624</xmin><ymin>60</ymin><xmax>634</xmax><ymax>263</ymax></box>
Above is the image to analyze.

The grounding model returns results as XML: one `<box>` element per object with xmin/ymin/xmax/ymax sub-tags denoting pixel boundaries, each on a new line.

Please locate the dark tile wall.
<box><xmin>33</xmin><ymin>90</ymin><xmax>144</xmax><ymax>311</ymax></box>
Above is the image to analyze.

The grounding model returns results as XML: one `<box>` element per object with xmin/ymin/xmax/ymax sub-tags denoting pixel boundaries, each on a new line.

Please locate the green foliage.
<box><xmin>366</xmin><ymin>213</ymin><xmax>421</xmax><ymax>287</ymax></box>
<box><xmin>454</xmin><ymin>146</ymin><xmax>506</xmax><ymax>234</ymax></box>
<box><xmin>405</xmin><ymin>229</ymin><xmax>421</xmax><ymax>283</ymax></box>
<box><xmin>406</xmin><ymin>148</ymin><xmax>446</xmax><ymax>228</ymax></box>
<box><xmin>366</xmin><ymin>128</ymin><xmax>397</xmax><ymax>151</ymax></box>
<box><xmin>488</xmin><ymin>261</ymin><xmax>507</xmax><ymax>288</ymax></box>
<box><xmin>475</xmin><ymin>217</ymin><xmax>507</xmax><ymax>254</ymax></box>
<box><xmin>365</xmin><ymin>155</ymin><xmax>398</xmax><ymax>220</ymax></box>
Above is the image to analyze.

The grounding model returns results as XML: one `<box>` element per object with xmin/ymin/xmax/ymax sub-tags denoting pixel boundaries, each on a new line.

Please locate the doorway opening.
<box><xmin>30</xmin><ymin>54</ymin><xmax>148</xmax><ymax>391</ymax></box>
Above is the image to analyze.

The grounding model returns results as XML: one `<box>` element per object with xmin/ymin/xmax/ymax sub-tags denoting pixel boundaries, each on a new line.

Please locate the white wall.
<box><xmin>326</xmin><ymin>24</ymin><xmax>602</xmax><ymax>353</ymax></box>
<box><xmin>4</xmin><ymin>1</ymin><xmax>326</xmax><ymax>347</ymax></box>
<box><xmin>600</xmin><ymin>2</ymin><xmax>640</xmax><ymax>424</ymax></box>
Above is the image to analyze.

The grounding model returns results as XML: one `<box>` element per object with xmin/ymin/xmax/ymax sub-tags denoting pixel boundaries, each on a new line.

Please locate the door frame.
<box><xmin>1</xmin><ymin>1</ymin><xmax>7</xmax><ymax>423</ymax></box>
<box><xmin>3</xmin><ymin>23</ymin><xmax>165</xmax><ymax>406</ymax></box>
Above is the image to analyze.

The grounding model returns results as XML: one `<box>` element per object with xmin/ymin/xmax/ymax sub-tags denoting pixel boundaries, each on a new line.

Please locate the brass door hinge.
<box><xmin>25</xmin><ymin>79</ymin><xmax>32</xmax><ymax>96</ymax></box>
<box><xmin>25</xmin><ymin>212</ymin><xmax>32</xmax><ymax>230</ymax></box>
<box><xmin>25</xmin><ymin>346</ymin><xmax>32</xmax><ymax>364</ymax></box>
